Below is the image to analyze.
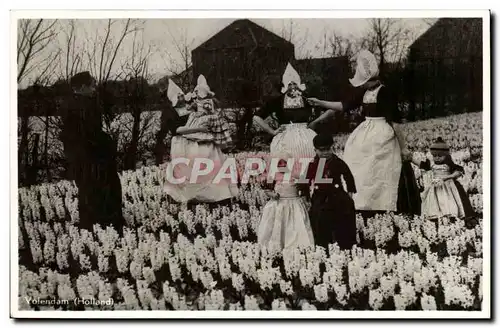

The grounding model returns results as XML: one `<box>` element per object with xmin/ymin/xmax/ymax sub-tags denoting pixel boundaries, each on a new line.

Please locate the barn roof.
<box><xmin>409</xmin><ymin>18</ymin><xmax>482</xmax><ymax>59</ymax></box>
<box><xmin>156</xmin><ymin>67</ymin><xmax>194</xmax><ymax>91</ymax></box>
<box><xmin>194</xmin><ymin>19</ymin><xmax>293</xmax><ymax>52</ymax></box>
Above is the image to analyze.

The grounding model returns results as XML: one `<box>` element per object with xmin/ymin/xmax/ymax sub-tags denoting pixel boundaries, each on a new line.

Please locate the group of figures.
<box><xmin>161</xmin><ymin>49</ymin><xmax>476</xmax><ymax>251</ymax></box>
<box><xmin>57</xmin><ymin>48</ymin><xmax>476</xmax><ymax>249</ymax></box>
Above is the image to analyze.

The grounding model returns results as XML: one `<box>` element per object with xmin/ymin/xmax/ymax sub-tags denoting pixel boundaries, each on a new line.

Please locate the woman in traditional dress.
<box><xmin>252</xmin><ymin>63</ymin><xmax>318</xmax><ymax>176</ymax></box>
<box><xmin>155</xmin><ymin>79</ymin><xmax>196</xmax><ymax>164</ymax></box>
<box><xmin>164</xmin><ymin>75</ymin><xmax>238</xmax><ymax>204</ymax></box>
<box><xmin>166</xmin><ymin>78</ymin><xmax>196</xmax><ymax>129</ymax></box>
<box><xmin>307</xmin><ymin>50</ymin><xmax>421</xmax><ymax>217</ymax></box>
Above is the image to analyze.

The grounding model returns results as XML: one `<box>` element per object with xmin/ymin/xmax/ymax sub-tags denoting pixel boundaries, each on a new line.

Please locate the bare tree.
<box><xmin>328</xmin><ymin>32</ymin><xmax>357</xmax><ymax>57</ymax></box>
<box><xmin>83</xmin><ymin>19</ymin><xmax>142</xmax><ymax>84</ymax></box>
<box><xmin>17</xmin><ymin>19</ymin><xmax>61</xmax><ymax>186</ymax></box>
<box><xmin>324</xmin><ymin>31</ymin><xmax>362</xmax><ymax>72</ymax></box>
<box><xmin>120</xmin><ymin>29</ymin><xmax>155</xmax><ymax>170</ymax></box>
<box><xmin>361</xmin><ymin>18</ymin><xmax>415</xmax><ymax>74</ymax></box>
<box><xmin>18</xmin><ymin>19</ymin><xmax>60</xmax><ymax>85</ymax></box>
<box><xmin>78</xmin><ymin>19</ymin><xmax>142</xmax><ymax>131</ymax></box>
<box><xmin>159</xmin><ymin>25</ymin><xmax>195</xmax><ymax>90</ymax></box>
<box><xmin>280</xmin><ymin>19</ymin><xmax>311</xmax><ymax>59</ymax></box>
<box><xmin>280</xmin><ymin>19</ymin><xmax>295</xmax><ymax>43</ymax></box>
<box><xmin>59</xmin><ymin>20</ymin><xmax>83</xmax><ymax>81</ymax></box>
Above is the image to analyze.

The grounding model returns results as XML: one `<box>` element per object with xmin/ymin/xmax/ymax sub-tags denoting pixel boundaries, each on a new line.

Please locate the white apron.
<box><xmin>257</xmin><ymin>183</ymin><xmax>315</xmax><ymax>250</ymax></box>
<box><xmin>342</xmin><ymin>86</ymin><xmax>402</xmax><ymax>211</ymax></box>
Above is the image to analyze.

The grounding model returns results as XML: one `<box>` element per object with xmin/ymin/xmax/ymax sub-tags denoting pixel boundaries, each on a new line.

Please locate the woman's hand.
<box><xmin>253</xmin><ymin>115</ymin><xmax>278</xmax><ymax>137</ymax></box>
<box><xmin>307</xmin><ymin>97</ymin><xmax>321</xmax><ymax>107</ymax></box>
<box><xmin>273</xmin><ymin>125</ymin><xmax>286</xmax><ymax>136</ymax></box>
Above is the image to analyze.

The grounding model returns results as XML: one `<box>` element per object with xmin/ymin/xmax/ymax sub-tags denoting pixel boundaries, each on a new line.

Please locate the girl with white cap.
<box><xmin>155</xmin><ymin>79</ymin><xmax>196</xmax><ymax>164</ymax></box>
<box><xmin>166</xmin><ymin>78</ymin><xmax>195</xmax><ymax>128</ymax></box>
<box><xmin>253</xmin><ymin>62</ymin><xmax>317</xmax><ymax>174</ymax></box>
<box><xmin>411</xmin><ymin>137</ymin><xmax>475</xmax><ymax>222</ymax></box>
<box><xmin>307</xmin><ymin>50</ymin><xmax>421</xmax><ymax>217</ymax></box>
<box><xmin>164</xmin><ymin>75</ymin><xmax>238</xmax><ymax>204</ymax></box>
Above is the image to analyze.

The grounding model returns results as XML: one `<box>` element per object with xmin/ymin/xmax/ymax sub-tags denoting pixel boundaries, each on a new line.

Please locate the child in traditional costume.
<box><xmin>257</xmin><ymin>159</ymin><xmax>315</xmax><ymax>250</ymax></box>
<box><xmin>412</xmin><ymin>137</ymin><xmax>475</xmax><ymax>221</ymax></box>
<box><xmin>304</xmin><ymin>134</ymin><xmax>358</xmax><ymax>250</ymax></box>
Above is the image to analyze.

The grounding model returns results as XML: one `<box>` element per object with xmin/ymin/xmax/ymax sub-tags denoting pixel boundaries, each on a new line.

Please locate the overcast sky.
<box><xmin>18</xmin><ymin>18</ymin><xmax>432</xmax><ymax>88</ymax></box>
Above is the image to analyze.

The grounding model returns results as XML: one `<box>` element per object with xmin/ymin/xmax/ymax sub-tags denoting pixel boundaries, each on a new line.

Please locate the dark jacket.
<box><xmin>300</xmin><ymin>154</ymin><xmax>356</xmax><ymax>201</ymax></box>
<box><xmin>300</xmin><ymin>154</ymin><xmax>357</xmax><ymax>250</ymax></box>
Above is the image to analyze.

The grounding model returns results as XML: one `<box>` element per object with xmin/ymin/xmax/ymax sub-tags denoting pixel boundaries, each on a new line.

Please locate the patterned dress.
<box><xmin>419</xmin><ymin>159</ymin><xmax>475</xmax><ymax>219</ymax></box>
<box><xmin>165</xmin><ymin>98</ymin><xmax>237</xmax><ymax>203</ymax></box>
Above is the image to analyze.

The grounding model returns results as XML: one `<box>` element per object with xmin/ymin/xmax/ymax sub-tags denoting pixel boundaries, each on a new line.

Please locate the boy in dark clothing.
<box><xmin>301</xmin><ymin>133</ymin><xmax>358</xmax><ymax>250</ymax></box>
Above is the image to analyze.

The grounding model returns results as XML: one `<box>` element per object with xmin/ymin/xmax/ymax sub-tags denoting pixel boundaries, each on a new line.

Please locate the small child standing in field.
<box><xmin>304</xmin><ymin>134</ymin><xmax>358</xmax><ymax>250</ymax></box>
<box><xmin>411</xmin><ymin>137</ymin><xmax>476</xmax><ymax>223</ymax></box>
<box><xmin>257</xmin><ymin>159</ymin><xmax>315</xmax><ymax>250</ymax></box>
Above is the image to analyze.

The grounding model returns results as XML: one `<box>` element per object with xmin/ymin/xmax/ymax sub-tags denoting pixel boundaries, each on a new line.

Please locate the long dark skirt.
<box><xmin>309</xmin><ymin>189</ymin><xmax>357</xmax><ymax>250</ymax></box>
<box><xmin>452</xmin><ymin>180</ymin><xmax>478</xmax><ymax>228</ymax></box>
<box><xmin>396</xmin><ymin>160</ymin><xmax>422</xmax><ymax>216</ymax></box>
<box><xmin>77</xmin><ymin>166</ymin><xmax>124</xmax><ymax>235</ymax></box>
<box><xmin>452</xmin><ymin>180</ymin><xmax>476</xmax><ymax>218</ymax></box>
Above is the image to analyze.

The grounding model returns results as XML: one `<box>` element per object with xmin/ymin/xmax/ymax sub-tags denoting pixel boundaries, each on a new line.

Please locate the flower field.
<box><xmin>16</xmin><ymin>112</ymin><xmax>485</xmax><ymax>312</ymax></box>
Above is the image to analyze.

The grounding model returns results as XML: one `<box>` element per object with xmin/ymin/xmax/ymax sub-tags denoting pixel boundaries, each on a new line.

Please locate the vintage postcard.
<box><xmin>11</xmin><ymin>9</ymin><xmax>491</xmax><ymax>319</ymax></box>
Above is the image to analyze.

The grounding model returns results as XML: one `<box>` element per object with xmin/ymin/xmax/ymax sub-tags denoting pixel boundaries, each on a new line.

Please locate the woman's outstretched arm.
<box><xmin>306</xmin><ymin>98</ymin><xmax>344</xmax><ymax>130</ymax></box>
<box><xmin>308</xmin><ymin>98</ymin><xmax>344</xmax><ymax>111</ymax></box>
<box><xmin>176</xmin><ymin>126</ymin><xmax>208</xmax><ymax>135</ymax></box>
<box><xmin>307</xmin><ymin>108</ymin><xmax>338</xmax><ymax>130</ymax></box>
<box><xmin>252</xmin><ymin>116</ymin><xmax>278</xmax><ymax>136</ymax></box>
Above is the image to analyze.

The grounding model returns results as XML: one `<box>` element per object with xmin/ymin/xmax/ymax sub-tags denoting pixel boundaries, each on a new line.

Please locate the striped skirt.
<box><xmin>269</xmin><ymin>123</ymin><xmax>317</xmax><ymax>178</ymax></box>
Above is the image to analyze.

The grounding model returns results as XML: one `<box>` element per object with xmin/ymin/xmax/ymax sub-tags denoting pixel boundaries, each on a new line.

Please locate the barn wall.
<box><xmin>407</xmin><ymin>18</ymin><xmax>483</xmax><ymax>119</ymax></box>
<box><xmin>294</xmin><ymin>57</ymin><xmax>351</xmax><ymax>101</ymax></box>
<box><xmin>192</xmin><ymin>44</ymin><xmax>295</xmax><ymax>105</ymax></box>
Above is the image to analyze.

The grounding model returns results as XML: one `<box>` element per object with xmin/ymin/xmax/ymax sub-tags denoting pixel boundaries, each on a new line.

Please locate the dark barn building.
<box><xmin>407</xmin><ymin>18</ymin><xmax>483</xmax><ymax>120</ymax></box>
<box><xmin>191</xmin><ymin>19</ymin><xmax>295</xmax><ymax>106</ymax></box>
<box><xmin>293</xmin><ymin>56</ymin><xmax>351</xmax><ymax>102</ymax></box>
<box><xmin>191</xmin><ymin>19</ymin><xmax>351</xmax><ymax>107</ymax></box>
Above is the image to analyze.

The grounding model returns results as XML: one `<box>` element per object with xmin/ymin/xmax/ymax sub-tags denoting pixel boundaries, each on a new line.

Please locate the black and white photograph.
<box><xmin>10</xmin><ymin>10</ymin><xmax>490</xmax><ymax>319</ymax></box>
